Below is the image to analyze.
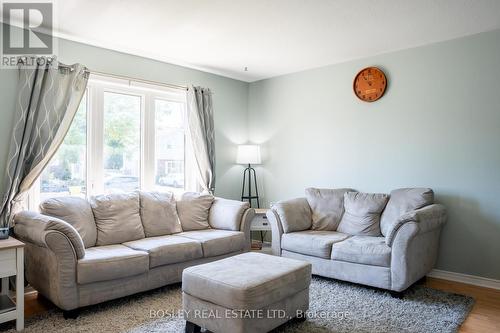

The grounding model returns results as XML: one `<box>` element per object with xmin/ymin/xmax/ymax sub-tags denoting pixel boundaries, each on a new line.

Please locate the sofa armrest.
<box><xmin>14</xmin><ymin>211</ymin><xmax>85</xmax><ymax>259</ymax></box>
<box><xmin>240</xmin><ymin>208</ymin><xmax>255</xmax><ymax>251</ymax></box>
<box><xmin>386</xmin><ymin>204</ymin><xmax>447</xmax><ymax>247</ymax></box>
<box><xmin>266</xmin><ymin>209</ymin><xmax>284</xmax><ymax>256</ymax></box>
<box><xmin>208</xmin><ymin>197</ymin><xmax>251</xmax><ymax>231</ymax></box>
<box><xmin>272</xmin><ymin>198</ymin><xmax>312</xmax><ymax>233</ymax></box>
<box><xmin>208</xmin><ymin>198</ymin><xmax>254</xmax><ymax>250</ymax></box>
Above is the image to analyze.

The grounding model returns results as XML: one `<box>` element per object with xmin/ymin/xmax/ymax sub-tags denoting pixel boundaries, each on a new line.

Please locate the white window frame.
<box><xmin>29</xmin><ymin>74</ymin><xmax>192</xmax><ymax>209</ymax></box>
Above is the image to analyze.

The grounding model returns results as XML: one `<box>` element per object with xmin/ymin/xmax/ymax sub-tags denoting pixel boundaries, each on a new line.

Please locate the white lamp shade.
<box><xmin>236</xmin><ymin>145</ymin><xmax>261</xmax><ymax>164</ymax></box>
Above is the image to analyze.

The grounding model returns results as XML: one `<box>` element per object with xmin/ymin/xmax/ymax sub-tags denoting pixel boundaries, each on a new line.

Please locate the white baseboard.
<box><xmin>427</xmin><ymin>269</ymin><xmax>500</xmax><ymax>290</ymax></box>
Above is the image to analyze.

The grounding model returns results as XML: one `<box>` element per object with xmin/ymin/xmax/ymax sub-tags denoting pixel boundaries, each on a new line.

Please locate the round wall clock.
<box><xmin>353</xmin><ymin>67</ymin><xmax>387</xmax><ymax>102</ymax></box>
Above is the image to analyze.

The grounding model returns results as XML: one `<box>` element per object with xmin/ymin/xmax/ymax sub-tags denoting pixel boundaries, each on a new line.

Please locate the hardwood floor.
<box><xmin>23</xmin><ymin>290</ymin><xmax>54</xmax><ymax>318</ymax></box>
<box><xmin>425</xmin><ymin>278</ymin><xmax>500</xmax><ymax>332</ymax></box>
<box><xmin>18</xmin><ymin>278</ymin><xmax>500</xmax><ymax>332</ymax></box>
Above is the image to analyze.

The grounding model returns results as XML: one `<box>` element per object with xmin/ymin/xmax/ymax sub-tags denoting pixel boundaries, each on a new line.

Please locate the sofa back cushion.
<box><xmin>380</xmin><ymin>188</ymin><xmax>434</xmax><ymax>236</ymax></box>
<box><xmin>305</xmin><ymin>188</ymin><xmax>355</xmax><ymax>231</ymax></box>
<box><xmin>90</xmin><ymin>192</ymin><xmax>145</xmax><ymax>246</ymax></box>
<box><xmin>139</xmin><ymin>191</ymin><xmax>182</xmax><ymax>237</ymax></box>
<box><xmin>337</xmin><ymin>192</ymin><xmax>389</xmax><ymax>236</ymax></box>
<box><xmin>176</xmin><ymin>192</ymin><xmax>214</xmax><ymax>231</ymax></box>
<box><xmin>40</xmin><ymin>196</ymin><xmax>97</xmax><ymax>248</ymax></box>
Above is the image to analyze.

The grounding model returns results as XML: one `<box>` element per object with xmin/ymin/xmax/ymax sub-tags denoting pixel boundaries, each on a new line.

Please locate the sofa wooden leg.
<box><xmin>185</xmin><ymin>321</ymin><xmax>201</xmax><ymax>333</ymax></box>
<box><xmin>63</xmin><ymin>309</ymin><xmax>80</xmax><ymax>319</ymax></box>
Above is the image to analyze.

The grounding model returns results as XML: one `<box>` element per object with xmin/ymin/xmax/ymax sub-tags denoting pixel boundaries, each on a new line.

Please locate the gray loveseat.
<box><xmin>14</xmin><ymin>191</ymin><xmax>254</xmax><ymax>316</ymax></box>
<box><xmin>267</xmin><ymin>188</ymin><xmax>447</xmax><ymax>293</ymax></box>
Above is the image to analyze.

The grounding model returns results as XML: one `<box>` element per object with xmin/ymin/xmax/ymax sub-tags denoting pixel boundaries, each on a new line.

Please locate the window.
<box><xmin>103</xmin><ymin>92</ymin><xmax>141</xmax><ymax>194</ymax></box>
<box><xmin>154</xmin><ymin>99</ymin><xmax>185</xmax><ymax>191</ymax></box>
<box><xmin>39</xmin><ymin>93</ymin><xmax>88</xmax><ymax>202</ymax></box>
<box><xmin>30</xmin><ymin>75</ymin><xmax>191</xmax><ymax>208</ymax></box>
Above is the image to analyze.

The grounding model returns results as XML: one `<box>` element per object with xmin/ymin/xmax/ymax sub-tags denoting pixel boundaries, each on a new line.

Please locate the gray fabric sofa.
<box><xmin>267</xmin><ymin>188</ymin><xmax>447</xmax><ymax>292</ymax></box>
<box><xmin>13</xmin><ymin>191</ymin><xmax>254</xmax><ymax>314</ymax></box>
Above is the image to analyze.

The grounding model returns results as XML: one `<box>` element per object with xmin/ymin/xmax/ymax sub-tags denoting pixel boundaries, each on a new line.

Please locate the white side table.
<box><xmin>250</xmin><ymin>209</ymin><xmax>272</xmax><ymax>253</ymax></box>
<box><xmin>250</xmin><ymin>208</ymin><xmax>271</xmax><ymax>232</ymax></box>
<box><xmin>0</xmin><ymin>237</ymin><xmax>24</xmax><ymax>331</ymax></box>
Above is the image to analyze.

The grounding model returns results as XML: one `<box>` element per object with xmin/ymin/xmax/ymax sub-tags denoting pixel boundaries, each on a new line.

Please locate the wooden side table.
<box><xmin>0</xmin><ymin>237</ymin><xmax>24</xmax><ymax>331</ymax></box>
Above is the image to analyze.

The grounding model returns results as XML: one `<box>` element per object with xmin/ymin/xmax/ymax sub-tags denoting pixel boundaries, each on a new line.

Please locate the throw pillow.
<box><xmin>90</xmin><ymin>192</ymin><xmax>145</xmax><ymax>246</ymax></box>
<box><xmin>176</xmin><ymin>192</ymin><xmax>214</xmax><ymax>231</ymax></box>
<box><xmin>139</xmin><ymin>191</ymin><xmax>182</xmax><ymax>237</ymax></box>
<box><xmin>337</xmin><ymin>192</ymin><xmax>389</xmax><ymax>236</ymax></box>
<box><xmin>305</xmin><ymin>188</ymin><xmax>355</xmax><ymax>231</ymax></box>
<box><xmin>380</xmin><ymin>188</ymin><xmax>434</xmax><ymax>236</ymax></box>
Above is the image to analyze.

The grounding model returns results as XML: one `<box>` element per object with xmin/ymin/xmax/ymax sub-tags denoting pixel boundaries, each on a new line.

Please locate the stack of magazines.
<box><xmin>251</xmin><ymin>239</ymin><xmax>262</xmax><ymax>250</ymax></box>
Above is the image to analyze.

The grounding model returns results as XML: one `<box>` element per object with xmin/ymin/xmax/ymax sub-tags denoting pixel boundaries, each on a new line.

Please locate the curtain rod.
<box><xmin>58</xmin><ymin>63</ymin><xmax>188</xmax><ymax>91</ymax></box>
<box><xmin>88</xmin><ymin>69</ymin><xmax>188</xmax><ymax>91</ymax></box>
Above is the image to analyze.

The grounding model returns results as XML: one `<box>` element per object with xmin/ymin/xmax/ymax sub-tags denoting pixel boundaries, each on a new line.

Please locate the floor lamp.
<box><xmin>237</xmin><ymin>145</ymin><xmax>261</xmax><ymax>208</ymax></box>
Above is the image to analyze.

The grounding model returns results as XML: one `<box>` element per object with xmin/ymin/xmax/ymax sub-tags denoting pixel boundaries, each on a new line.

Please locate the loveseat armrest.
<box><xmin>267</xmin><ymin>198</ymin><xmax>312</xmax><ymax>256</ymax></box>
<box><xmin>266</xmin><ymin>209</ymin><xmax>284</xmax><ymax>256</ymax></box>
<box><xmin>271</xmin><ymin>198</ymin><xmax>312</xmax><ymax>233</ymax></box>
<box><xmin>386</xmin><ymin>204</ymin><xmax>447</xmax><ymax>247</ymax></box>
<box><xmin>14</xmin><ymin>211</ymin><xmax>85</xmax><ymax>259</ymax></box>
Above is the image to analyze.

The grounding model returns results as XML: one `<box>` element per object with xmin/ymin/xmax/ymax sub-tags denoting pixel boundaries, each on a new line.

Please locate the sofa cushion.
<box><xmin>77</xmin><ymin>245</ymin><xmax>149</xmax><ymax>284</ymax></box>
<box><xmin>331</xmin><ymin>236</ymin><xmax>391</xmax><ymax>267</ymax></box>
<box><xmin>123</xmin><ymin>235</ymin><xmax>203</xmax><ymax>268</ymax></box>
<box><xmin>281</xmin><ymin>230</ymin><xmax>350</xmax><ymax>259</ymax></box>
<box><xmin>139</xmin><ymin>191</ymin><xmax>182</xmax><ymax>237</ymax></box>
<box><xmin>380</xmin><ymin>188</ymin><xmax>434</xmax><ymax>236</ymax></box>
<box><xmin>273</xmin><ymin>198</ymin><xmax>312</xmax><ymax>233</ymax></box>
<box><xmin>90</xmin><ymin>192</ymin><xmax>145</xmax><ymax>246</ymax></box>
<box><xmin>176</xmin><ymin>192</ymin><xmax>214</xmax><ymax>231</ymax></box>
<box><xmin>40</xmin><ymin>196</ymin><xmax>97</xmax><ymax>248</ymax></box>
<box><xmin>337</xmin><ymin>192</ymin><xmax>389</xmax><ymax>236</ymax></box>
<box><xmin>305</xmin><ymin>188</ymin><xmax>354</xmax><ymax>231</ymax></box>
<box><xmin>182</xmin><ymin>252</ymin><xmax>311</xmax><ymax>309</ymax></box>
<box><xmin>177</xmin><ymin>229</ymin><xmax>245</xmax><ymax>257</ymax></box>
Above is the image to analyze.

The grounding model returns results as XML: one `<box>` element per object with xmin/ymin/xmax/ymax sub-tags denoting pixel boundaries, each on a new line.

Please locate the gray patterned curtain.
<box><xmin>187</xmin><ymin>86</ymin><xmax>215</xmax><ymax>193</ymax></box>
<box><xmin>0</xmin><ymin>58</ymin><xmax>89</xmax><ymax>226</ymax></box>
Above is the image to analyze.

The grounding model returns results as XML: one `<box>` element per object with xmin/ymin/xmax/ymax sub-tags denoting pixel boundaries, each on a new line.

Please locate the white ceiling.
<box><xmin>6</xmin><ymin>0</ymin><xmax>500</xmax><ymax>82</ymax></box>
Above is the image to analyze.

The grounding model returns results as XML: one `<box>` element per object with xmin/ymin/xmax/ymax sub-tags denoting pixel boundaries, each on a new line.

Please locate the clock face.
<box><xmin>353</xmin><ymin>67</ymin><xmax>387</xmax><ymax>102</ymax></box>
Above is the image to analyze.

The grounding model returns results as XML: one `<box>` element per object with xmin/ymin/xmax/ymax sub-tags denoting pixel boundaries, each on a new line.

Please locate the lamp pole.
<box><xmin>241</xmin><ymin>163</ymin><xmax>260</xmax><ymax>208</ymax></box>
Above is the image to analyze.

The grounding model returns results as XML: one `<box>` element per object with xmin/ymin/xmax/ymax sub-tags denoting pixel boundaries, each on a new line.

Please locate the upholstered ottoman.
<box><xmin>182</xmin><ymin>252</ymin><xmax>311</xmax><ymax>333</ymax></box>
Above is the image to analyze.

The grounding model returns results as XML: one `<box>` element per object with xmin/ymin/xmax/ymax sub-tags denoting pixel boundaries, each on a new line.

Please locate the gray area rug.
<box><xmin>0</xmin><ymin>277</ymin><xmax>473</xmax><ymax>333</ymax></box>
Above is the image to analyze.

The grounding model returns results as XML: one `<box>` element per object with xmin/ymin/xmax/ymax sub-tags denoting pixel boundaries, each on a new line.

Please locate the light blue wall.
<box><xmin>0</xmin><ymin>24</ymin><xmax>249</xmax><ymax>200</ymax></box>
<box><xmin>248</xmin><ymin>29</ymin><xmax>500</xmax><ymax>279</ymax></box>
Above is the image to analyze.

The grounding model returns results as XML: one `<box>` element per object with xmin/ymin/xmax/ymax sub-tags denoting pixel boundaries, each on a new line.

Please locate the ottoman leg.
<box><xmin>185</xmin><ymin>321</ymin><xmax>201</xmax><ymax>333</ymax></box>
<box><xmin>63</xmin><ymin>309</ymin><xmax>80</xmax><ymax>319</ymax></box>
